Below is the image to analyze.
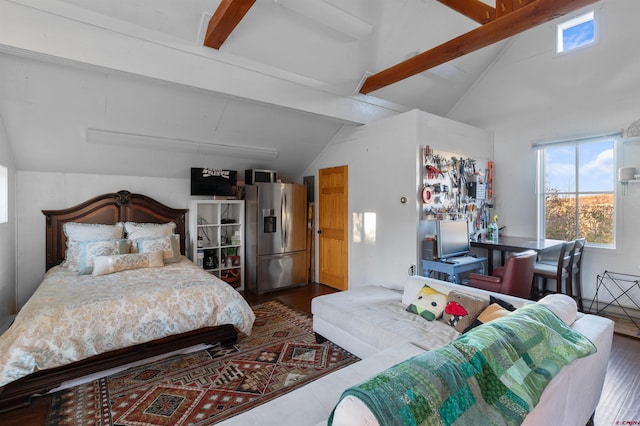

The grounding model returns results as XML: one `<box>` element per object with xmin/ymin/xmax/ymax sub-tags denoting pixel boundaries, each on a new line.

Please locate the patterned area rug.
<box><xmin>45</xmin><ymin>300</ymin><xmax>359</xmax><ymax>425</ymax></box>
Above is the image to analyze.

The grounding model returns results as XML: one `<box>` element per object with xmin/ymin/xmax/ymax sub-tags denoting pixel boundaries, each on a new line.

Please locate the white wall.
<box><xmin>15</xmin><ymin>171</ymin><xmax>191</xmax><ymax>308</ymax></box>
<box><xmin>304</xmin><ymin>109</ymin><xmax>491</xmax><ymax>290</ymax></box>
<box><xmin>0</xmin><ymin>114</ymin><xmax>16</xmax><ymax>323</ymax></box>
<box><xmin>449</xmin><ymin>0</ymin><xmax>640</xmax><ymax>306</ymax></box>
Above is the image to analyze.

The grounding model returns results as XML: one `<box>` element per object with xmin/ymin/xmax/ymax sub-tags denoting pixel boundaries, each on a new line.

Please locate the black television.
<box><xmin>436</xmin><ymin>220</ymin><xmax>470</xmax><ymax>259</ymax></box>
<box><xmin>190</xmin><ymin>168</ymin><xmax>237</xmax><ymax>196</ymax></box>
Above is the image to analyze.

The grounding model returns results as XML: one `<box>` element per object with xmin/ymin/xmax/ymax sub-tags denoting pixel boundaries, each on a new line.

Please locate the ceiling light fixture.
<box><xmin>274</xmin><ymin>0</ymin><xmax>372</xmax><ymax>40</ymax></box>
<box><xmin>86</xmin><ymin>129</ymin><xmax>279</xmax><ymax>161</ymax></box>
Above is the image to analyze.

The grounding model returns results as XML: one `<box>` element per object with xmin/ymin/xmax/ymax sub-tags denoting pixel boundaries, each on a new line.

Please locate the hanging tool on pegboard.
<box><xmin>427</xmin><ymin>165</ymin><xmax>444</xmax><ymax>179</ymax></box>
<box><xmin>487</xmin><ymin>161</ymin><xmax>494</xmax><ymax>207</ymax></box>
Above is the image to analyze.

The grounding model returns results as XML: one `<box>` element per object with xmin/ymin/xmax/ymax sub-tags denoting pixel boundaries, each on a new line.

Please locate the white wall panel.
<box><xmin>304</xmin><ymin>110</ymin><xmax>491</xmax><ymax>290</ymax></box>
<box><xmin>0</xmin><ymin>114</ymin><xmax>16</xmax><ymax>320</ymax></box>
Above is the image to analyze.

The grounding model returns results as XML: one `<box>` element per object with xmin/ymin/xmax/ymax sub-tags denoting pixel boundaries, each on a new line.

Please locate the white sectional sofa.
<box><xmin>221</xmin><ymin>276</ymin><xmax>614</xmax><ymax>426</ymax></box>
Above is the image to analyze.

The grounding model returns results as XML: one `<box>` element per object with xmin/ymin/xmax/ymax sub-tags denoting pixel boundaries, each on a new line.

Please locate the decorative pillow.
<box><xmin>92</xmin><ymin>251</ymin><xmax>164</xmax><ymax>276</ymax></box>
<box><xmin>406</xmin><ymin>285</ymin><xmax>448</xmax><ymax>321</ymax></box>
<box><xmin>442</xmin><ymin>290</ymin><xmax>489</xmax><ymax>333</ymax></box>
<box><xmin>64</xmin><ymin>240</ymin><xmax>83</xmax><ymax>271</ymax></box>
<box><xmin>77</xmin><ymin>239</ymin><xmax>128</xmax><ymax>275</ymax></box>
<box><xmin>64</xmin><ymin>222</ymin><xmax>125</xmax><ymax>241</ymax></box>
<box><xmin>462</xmin><ymin>303</ymin><xmax>513</xmax><ymax>333</ymax></box>
<box><xmin>537</xmin><ymin>294</ymin><xmax>577</xmax><ymax>325</ymax></box>
<box><xmin>136</xmin><ymin>234</ymin><xmax>181</xmax><ymax>263</ymax></box>
<box><xmin>489</xmin><ymin>295</ymin><xmax>517</xmax><ymax>312</ymax></box>
<box><xmin>63</xmin><ymin>222</ymin><xmax>125</xmax><ymax>271</ymax></box>
<box><xmin>125</xmin><ymin>222</ymin><xmax>176</xmax><ymax>253</ymax></box>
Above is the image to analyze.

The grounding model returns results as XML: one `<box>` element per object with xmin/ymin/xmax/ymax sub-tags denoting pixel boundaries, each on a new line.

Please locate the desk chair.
<box><xmin>569</xmin><ymin>238</ymin><xmax>586</xmax><ymax>311</ymax></box>
<box><xmin>532</xmin><ymin>240</ymin><xmax>575</xmax><ymax>300</ymax></box>
<box><xmin>468</xmin><ymin>250</ymin><xmax>537</xmax><ymax>299</ymax></box>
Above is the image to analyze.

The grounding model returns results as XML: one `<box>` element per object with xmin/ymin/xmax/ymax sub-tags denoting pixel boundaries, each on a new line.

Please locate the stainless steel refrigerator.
<box><xmin>245</xmin><ymin>183</ymin><xmax>307</xmax><ymax>294</ymax></box>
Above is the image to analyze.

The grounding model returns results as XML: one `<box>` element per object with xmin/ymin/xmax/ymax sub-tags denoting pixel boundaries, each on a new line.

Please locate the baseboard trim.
<box><xmin>584</xmin><ymin>299</ymin><xmax>640</xmax><ymax>320</ymax></box>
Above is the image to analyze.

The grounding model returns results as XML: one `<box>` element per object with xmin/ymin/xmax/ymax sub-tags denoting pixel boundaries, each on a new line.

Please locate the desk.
<box><xmin>422</xmin><ymin>256</ymin><xmax>487</xmax><ymax>284</ymax></box>
<box><xmin>471</xmin><ymin>236</ymin><xmax>565</xmax><ymax>273</ymax></box>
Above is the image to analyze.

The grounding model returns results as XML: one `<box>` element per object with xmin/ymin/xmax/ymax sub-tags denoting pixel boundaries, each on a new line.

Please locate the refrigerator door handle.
<box><xmin>280</xmin><ymin>190</ymin><xmax>286</xmax><ymax>249</ymax></box>
<box><xmin>282</xmin><ymin>189</ymin><xmax>288</xmax><ymax>248</ymax></box>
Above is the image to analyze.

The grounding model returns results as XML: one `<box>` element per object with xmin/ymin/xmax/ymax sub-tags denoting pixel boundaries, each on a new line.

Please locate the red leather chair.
<box><xmin>468</xmin><ymin>250</ymin><xmax>537</xmax><ymax>299</ymax></box>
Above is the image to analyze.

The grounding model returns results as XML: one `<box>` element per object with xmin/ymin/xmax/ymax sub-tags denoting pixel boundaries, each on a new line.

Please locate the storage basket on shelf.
<box><xmin>221</xmin><ymin>269</ymin><xmax>241</xmax><ymax>288</ymax></box>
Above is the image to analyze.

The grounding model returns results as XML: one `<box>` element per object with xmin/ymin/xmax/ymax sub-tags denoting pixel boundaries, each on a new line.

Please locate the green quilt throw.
<box><xmin>329</xmin><ymin>303</ymin><xmax>596</xmax><ymax>426</ymax></box>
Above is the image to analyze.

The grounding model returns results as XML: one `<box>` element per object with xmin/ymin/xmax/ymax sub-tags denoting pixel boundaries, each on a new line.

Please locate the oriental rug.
<box><xmin>45</xmin><ymin>300</ymin><xmax>359</xmax><ymax>425</ymax></box>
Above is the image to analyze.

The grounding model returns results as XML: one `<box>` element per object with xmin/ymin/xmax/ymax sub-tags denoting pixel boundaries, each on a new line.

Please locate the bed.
<box><xmin>0</xmin><ymin>190</ymin><xmax>255</xmax><ymax>412</ymax></box>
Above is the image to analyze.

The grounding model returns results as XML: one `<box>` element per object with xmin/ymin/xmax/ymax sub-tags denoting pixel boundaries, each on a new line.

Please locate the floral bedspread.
<box><xmin>0</xmin><ymin>257</ymin><xmax>255</xmax><ymax>387</ymax></box>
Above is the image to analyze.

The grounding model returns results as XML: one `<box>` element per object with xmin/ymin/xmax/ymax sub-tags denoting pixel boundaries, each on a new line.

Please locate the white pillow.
<box><xmin>136</xmin><ymin>234</ymin><xmax>181</xmax><ymax>263</ymax></box>
<box><xmin>77</xmin><ymin>239</ymin><xmax>129</xmax><ymax>275</ymax></box>
<box><xmin>331</xmin><ymin>395</ymin><xmax>379</xmax><ymax>426</ymax></box>
<box><xmin>125</xmin><ymin>222</ymin><xmax>176</xmax><ymax>253</ymax></box>
<box><xmin>92</xmin><ymin>252</ymin><xmax>164</xmax><ymax>276</ymax></box>
<box><xmin>63</xmin><ymin>222</ymin><xmax>125</xmax><ymax>271</ymax></box>
<box><xmin>537</xmin><ymin>294</ymin><xmax>578</xmax><ymax>325</ymax></box>
<box><xmin>64</xmin><ymin>222</ymin><xmax>125</xmax><ymax>240</ymax></box>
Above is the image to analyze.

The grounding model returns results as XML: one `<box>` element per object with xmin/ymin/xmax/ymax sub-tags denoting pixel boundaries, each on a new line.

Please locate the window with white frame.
<box><xmin>0</xmin><ymin>165</ymin><xmax>7</xmax><ymax>224</ymax></box>
<box><xmin>557</xmin><ymin>10</ymin><xmax>595</xmax><ymax>53</ymax></box>
<box><xmin>535</xmin><ymin>133</ymin><xmax>617</xmax><ymax>247</ymax></box>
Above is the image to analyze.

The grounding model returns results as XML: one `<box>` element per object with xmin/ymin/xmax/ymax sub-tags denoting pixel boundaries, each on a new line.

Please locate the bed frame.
<box><xmin>0</xmin><ymin>190</ymin><xmax>238</xmax><ymax>413</ymax></box>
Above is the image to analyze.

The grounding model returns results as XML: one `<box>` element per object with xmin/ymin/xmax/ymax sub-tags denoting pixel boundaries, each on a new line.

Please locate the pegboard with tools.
<box><xmin>421</xmin><ymin>146</ymin><xmax>494</xmax><ymax>235</ymax></box>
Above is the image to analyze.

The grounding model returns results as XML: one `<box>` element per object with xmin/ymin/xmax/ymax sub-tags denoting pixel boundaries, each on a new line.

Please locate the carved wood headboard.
<box><xmin>42</xmin><ymin>190</ymin><xmax>188</xmax><ymax>270</ymax></box>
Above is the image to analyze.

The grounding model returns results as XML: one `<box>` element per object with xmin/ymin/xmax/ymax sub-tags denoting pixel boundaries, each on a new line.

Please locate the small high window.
<box><xmin>557</xmin><ymin>10</ymin><xmax>595</xmax><ymax>53</ymax></box>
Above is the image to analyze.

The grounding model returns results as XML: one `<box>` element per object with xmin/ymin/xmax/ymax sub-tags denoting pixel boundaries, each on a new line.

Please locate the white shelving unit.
<box><xmin>188</xmin><ymin>199</ymin><xmax>244</xmax><ymax>291</ymax></box>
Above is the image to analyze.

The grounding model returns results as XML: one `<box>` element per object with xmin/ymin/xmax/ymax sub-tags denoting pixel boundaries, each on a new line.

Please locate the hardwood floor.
<box><xmin>594</xmin><ymin>333</ymin><xmax>640</xmax><ymax>425</ymax></box>
<box><xmin>0</xmin><ymin>282</ymin><xmax>638</xmax><ymax>425</ymax></box>
<box><xmin>240</xmin><ymin>282</ymin><xmax>338</xmax><ymax>315</ymax></box>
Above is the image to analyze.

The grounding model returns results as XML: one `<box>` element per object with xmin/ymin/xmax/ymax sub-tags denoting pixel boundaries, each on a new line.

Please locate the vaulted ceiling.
<box><xmin>33</xmin><ymin>0</ymin><xmax>514</xmax><ymax>116</ymax></box>
<box><xmin>0</xmin><ymin>0</ymin><xmax>597</xmax><ymax>180</ymax></box>
<box><xmin>205</xmin><ymin>0</ymin><xmax>596</xmax><ymax>94</ymax></box>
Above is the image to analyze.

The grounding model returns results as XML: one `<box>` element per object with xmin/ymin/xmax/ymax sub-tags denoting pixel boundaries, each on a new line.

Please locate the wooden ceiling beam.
<box><xmin>497</xmin><ymin>0</ymin><xmax>538</xmax><ymax>18</ymax></box>
<box><xmin>204</xmin><ymin>0</ymin><xmax>256</xmax><ymax>49</ymax></box>
<box><xmin>436</xmin><ymin>0</ymin><xmax>496</xmax><ymax>25</ymax></box>
<box><xmin>360</xmin><ymin>0</ymin><xmax>598</xmax><ymax>94</ymax></box>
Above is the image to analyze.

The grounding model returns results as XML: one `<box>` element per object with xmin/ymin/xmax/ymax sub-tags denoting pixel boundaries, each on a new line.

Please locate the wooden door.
<box><xmin>318</xmin><ymin>165</ymin><xmax>348</xmax><ymax>290</ymax></box>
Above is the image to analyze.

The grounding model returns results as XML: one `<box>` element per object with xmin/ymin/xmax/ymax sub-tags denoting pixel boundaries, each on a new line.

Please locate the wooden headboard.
<box><xmin>42</xmin><ymin>190</ymin><xmax>188</xmax><ymax>270</ymax></box>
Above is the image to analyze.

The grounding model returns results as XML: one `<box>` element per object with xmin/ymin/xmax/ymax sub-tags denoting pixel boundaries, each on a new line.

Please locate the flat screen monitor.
<box><xmin>436</xmin><ymin>220</ymin><xmax>470</xmax><ymax>259</ymax></box>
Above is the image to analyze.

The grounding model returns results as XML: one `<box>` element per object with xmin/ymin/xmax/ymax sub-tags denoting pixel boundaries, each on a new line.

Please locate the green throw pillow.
<box><xmin>406</xmin><ymin>285</ymin><xmax>448</xmax><ymax>321</ymax></box>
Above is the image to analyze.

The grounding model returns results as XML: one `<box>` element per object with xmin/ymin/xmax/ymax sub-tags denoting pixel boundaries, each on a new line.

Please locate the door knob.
<box><xmin>317</xmin><ymin>230</ymin><xmax>322</xmax><ymax>234</ymax></box>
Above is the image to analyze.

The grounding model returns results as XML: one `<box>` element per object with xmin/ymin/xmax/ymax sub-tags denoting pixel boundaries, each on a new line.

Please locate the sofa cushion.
<box><xmin>406</xmin><ymin>285</ymin><xmax>447</xmax><ymax>320</ymax></box>
<box><xmin>442</xmin><ymin>290</ymin><xmax>489</xmax><ymax>332</ymax></box>
<box><xmin>312</xmin><ymin>286</ymin><xmax>460</xmax><ymax>356</ymax></box>
<box><xmin>536</xmin><ymin>294</ymin><xmax>578</xmax><ymax>325</ymax></box>
<box><xmin>489</xmin><ymin>295</ymin><xmax>517</xmax><ymax>312</ymax></box>
<box><xmin>401</xmin><ymin>277</ymin><xmax>529</xmax><ymax>310</ymax></box>
<box><xmin>462</xmin><ymin>303</ymin><xmax>512</xmax><ymax>333</ymax></box>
